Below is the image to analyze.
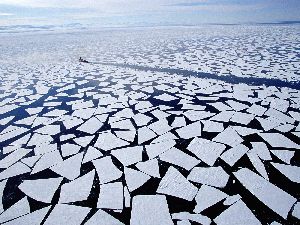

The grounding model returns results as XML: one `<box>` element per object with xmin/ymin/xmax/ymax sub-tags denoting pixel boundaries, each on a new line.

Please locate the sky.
<box><xmin>0</xmin><ymin>0</ymin><xmax>299</xmax><ymax>27</ymax></box>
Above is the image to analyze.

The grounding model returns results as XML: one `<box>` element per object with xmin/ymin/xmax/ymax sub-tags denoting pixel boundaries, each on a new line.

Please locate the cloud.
<box><xmin>0</xmin><ymin>13</ymin><xmax>14</xmax><ymax>16</ymax></box>
<box><xmin>0</xmin><ymin>0</ymin><xmax>299</xmax><ymax>26</ymax></box>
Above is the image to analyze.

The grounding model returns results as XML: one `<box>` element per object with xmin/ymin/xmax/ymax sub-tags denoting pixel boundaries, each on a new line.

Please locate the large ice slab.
<box><xmin>234</xmin><ymin>168</ymin><xmax>296</xmax><ymax>218</ymax></box>
<box><xmin>194</xmin><ymin>185</ymin><xmax>227</xmax><ymax>213</ymax></box>
<box><xmin>130</xmin><ymin>195</ymin><xmax>173</xmax><ymax>225</ymax></box>
<box><xmin>159</xmin><ymin>147</ymin><xmax>200</xmax><ymax>170</ymax></box>
<box><xmin>94</xmin><ymin>131</ymin><xmax>129</xmax><ymax>151</ymax></box>
<box><xmin>111</xmin><ymin>146</ymin><xmax>143</xmax><ymax>166</ymax></box>
<box><xmin>187</xmin><ymin>137</ymin><xmax>226</xmax><ymax>166</ymax></box>
<box><xmin>188</xmin><ymin>166</ymin><xmax>229</xmax><ymax>188</ymax></box>
<box><xmin>93</xmin><ymin>156</ymin><xmax>122</xmax><ymax>184</ymax></box>
<box><xmin>97</xmin><ymin>182</ymin><xmax>124</xmax><ymax>210</ymax></box>
<box><xmin>214</xmin><ymin>200</ymin><xmax>261</xmax><ymax>225</ymax></box>
<box><xmin>124</xmin><ymin>167</ymin><xmax>150</xmax><ymax>192</ymax></box>
<box><xmin>59</xmin><ymin>170</ymin><xmax>95</xmax><ymax>203</ymax></box>
<box><xmin>44</xmin><ymin>204</ymin><xmax>90</xmax><ymax>225</ymax></box>
<box><xmin>157</xmin><ymin>167</ymin><xmax>198</xmax><ymax>201</ymax></box>
<box><xmin>176</xmin><ymin>121</ymin><xmax>201</xmax><ymax>139</ymax></box>
<box><xmin>19</xmin><ymin>177</ymin><xmax>63</xmax><ymax>203</ymax></box>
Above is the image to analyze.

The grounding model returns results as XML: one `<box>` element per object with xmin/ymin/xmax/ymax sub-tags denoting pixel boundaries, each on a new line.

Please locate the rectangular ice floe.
<box><xmin>97</xmin><ymin>182</ymin><xmax>124</xmax><ymax>210</ymax></box>
<box><xmin>137</xmin><ymin>126</ymin><xmax>157</xmax><ymax>144</ymax></box>
<box><xmin>176</xmin><ymin>121</ymin><xmax>201</xmax><ymax>139</ymax></box>
<box><xmin>136</xmin><ymin>158</ymin><xmax>161</xmax><ymax>178</ymax></box>
<box><xmin>133</xmin><ymin>113</ymin><xmax>152</xmax><ymax>127</ymax></box>
<box><xmin>130</xmin><ymin>195</ymin><xmax>173</xmax><ymax>225</ymax></box>
<box><xmin>202</xmin><ymin>120</ymin><xmax>224</xmax><ymax>133</ymax></box>
<box><xmin>60</xmin><ymin>143</ymin><xmax>81</xmax><ymax>157</ymax></box>
<box><xmin>220</xmin><ymin>144</ymin><xmax>249</xmax><ymax>167</ymax></box>
<box><xmin>246</xmin><ymin>104</ymin><xmax>267</xmax><ymax>116</ymax></box>
<box><xmin>148</xmin><ymin>119</ymin><xmax>172</xmax><ymax>135</ymax></box>
<box><xmin>111</xmin><ymin>146</ymin><xmax>143</xmax><ymax>166</ymax></box>
<box><xmin>188</xmin><ymin>166</ymin><xmax>229</xmax><ymax>188</ymax></box>
<box><xmin>0</xmin><ymin>197</ymin><xmax>30</xmax><ymax>224</ymax></box>
<box><xmin>93</xmin><ymin>156</ymin><xmax>122</xmax><ymax>184</ymax></box>
<box><xmin>230</xmin><ymin>112</ymin><xmax>255</xmax><ymax>125</ymax></box>
<box><xmin>183</xmin><ymin>110</ymin><xmax>215</xmax><ymax>121</ymax></box>
<box><xmin>210</xmin><ymin>111</ymin><xmax>235</xmax><ymax>122</ymax></box>
<box><xmin>226</xmin><ymin>100</ymin><xmax>249</xmax><ymax>111</ymax></box>
<box><xmin>234</xmin><ymin>168</ymin><xmax>296</xmax><ymax>218</ymax></box>
<box><xmin>51</xmin><ymin>152</ymin><xmax>84</xmax><ymax>180</ymax></box>
<box><xmin>159</xmin><ymin>147</ymin><xmax>200</xmax><ymax>170</ymax></box>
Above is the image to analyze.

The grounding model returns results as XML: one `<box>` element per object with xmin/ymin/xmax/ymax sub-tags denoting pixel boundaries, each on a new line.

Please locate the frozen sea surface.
<box><xmin>0</xmin><ymin>25</ymin><xmax>300</xmax><ymax>225</ymax></box>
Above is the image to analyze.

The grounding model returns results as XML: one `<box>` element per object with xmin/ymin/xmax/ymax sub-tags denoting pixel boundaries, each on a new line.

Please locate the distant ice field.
<box><xmin>0</xmin><ymin>25</ymin><xmax>299</xmax><ymax>82</ymax></box>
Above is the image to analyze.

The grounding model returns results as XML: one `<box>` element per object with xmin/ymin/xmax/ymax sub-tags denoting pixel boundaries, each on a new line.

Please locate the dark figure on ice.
<box><xmin>79</xmin><ymin>57</ymin><xmax>89</xmax><ymax>63</ymax></box>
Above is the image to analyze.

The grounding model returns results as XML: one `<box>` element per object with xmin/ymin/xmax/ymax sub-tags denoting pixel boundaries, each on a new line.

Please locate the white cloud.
<box><xmin>0</xmin><ymin>0</ymin><xmax>206</xmax><ymax>11</ymax></box>
<box><xmin>0</xmin><ymin>13</ymin><xmax>14</xmax><ymax>16</ymax></box>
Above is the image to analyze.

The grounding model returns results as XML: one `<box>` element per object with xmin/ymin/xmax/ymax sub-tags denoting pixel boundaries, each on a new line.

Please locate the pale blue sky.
<box><xmin>0</xmin><ymin>0</ymin><xmax>299</xmax><ymax>27</ymax></box>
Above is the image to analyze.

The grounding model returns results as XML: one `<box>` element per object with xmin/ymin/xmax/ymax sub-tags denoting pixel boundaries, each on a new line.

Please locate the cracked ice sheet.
<box><xmin>0</xmin><ymin>197</ymin><xmax>30</xmax><ymax>224</ymax></box>
<box><xmin>124</xmin><ymin>167</ymin><xmax>150</xmax><ymax>192</ymax></box>
<box><xmin>130</xmin><ymin>195</ymin><xmax>173</xmax><ymax>225</ymax></box>
<box><xmin>157</xmin><ymin>167</ymin><xmax>198</xmax><ymax>201</ymax></box>
<box><xmin>94</xmin><ymin>131</ymin><xmax>129</xmax><ymax>151</ymax></box>
<box><xmin>148</xmin><ymin>119</ymin><xmax>172</xmax><ymax>135</ymax></box>
<box><xmin>187</xmin><ymin>137</ymin><xmax>226</xmax><ymax>166</ymax></box>
<box><xmin>213</xmin><ymin>126</ymin><xmax>243</xmax><ymax>147</ymax></box>
<box><xmin>220</xmin><ymin>144</ymin><xmax>249</xmax><ymax>167</ymax></box>
<box><xmin>234</xmin><ymin>168</ymin><xmax>296</xmax><ymax>219</ymax></box>
<box><xmin>145</xmin><ymin>139</ymin><xmax>176</xmax><ymax>159</ymax></box>
<box><xmin>4</xmin><ymin>206</ymin><xmax>50</xmax><ymax>225</ymax></box>
<box><xmin>77</xmin><ymin>117</ymin><xmax>103</xmax><ymax>134</ymax></box>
